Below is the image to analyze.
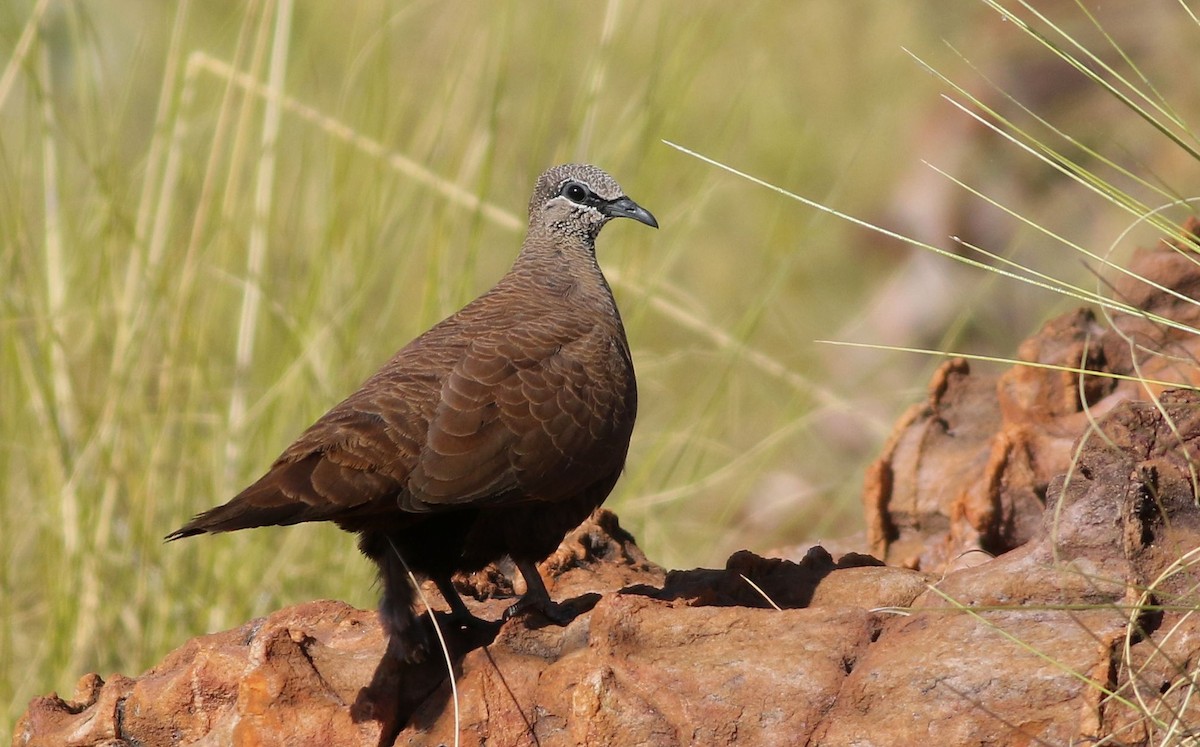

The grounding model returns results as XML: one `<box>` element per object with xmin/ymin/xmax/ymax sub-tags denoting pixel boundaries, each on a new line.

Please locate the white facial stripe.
<box><xmin>550</xmin><ymin>195</ymin><xmax>602</xmax><ymax>215</ymax></box>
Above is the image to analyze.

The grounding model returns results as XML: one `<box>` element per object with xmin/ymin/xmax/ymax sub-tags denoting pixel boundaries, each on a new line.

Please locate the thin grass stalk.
<box><xmin>37</xmin><ymin>28</ymin><xmax>103</xmax><ymax>686</ymax></box>
<box><xmin>214</xmin><ymin>2</ymin><xmax>276</xmax><ymax>253</ymax></box>
<box><xmin>925</xmin><ymin>585</ymin><xmax>1150</xmax><ymax>720</ymax></box>
<box><xmin>35</xmin><ymin>37</ymin><xmax>81</xmax><ymax>556</ymax></box>
<box><xmin>816</xmin><ymin>341</ymin><xmax>1200</xmax><ymax>394</ymax></box>
<box><xmin>935</xmin><ymin>77</ymin><xmax>1194</xmax><ymax>249</ymax></box>
<box><xmin>1072</xmin><ymin>2</ymin><xmax>1186</xmax><ymax>133</ymax></box>
<box><xmin>575</xmin><ymin>0</ymin><xmax>621</xmax><ymax>158</ymax></box>
<box><xmin>187</xmin><ymin>53</ymin><xmax>523</xmax><ymax>232</ymax></box>
<box><xmin>1179</xmin><ymin>1</ymin><xmax>1200</xmax><ymax>26</ymax></box>
<box><xmin>904</xmin><ymin>48</ymin><xmax>1192</xmax><ymax>248</ymax></box>
<box><xmin>165</xmin><ymin>0</ymin><xmax>265</xmax><ymax>383</ymax></box>
<box><xmin>0</xmin><ymin>0</ymin><xmax>50</xmax><ymax>112</ymax></box>
<box><xmin>934</xmin><ymin>178</ymin><xmax>1190</xmax><ymax>323</ymax></box>
<box><xmin>225</xmin><ymin>0</ymin><xmax>293</xmax><ymax>489</ymax></box>
<box><xmin>112</xmin><ymin>0</ymin><xmax>190</xmax><ymax>379</ymax></box>
<box><xmin>992</xmin><ymin>0</ymin><xmax>1200</xmax><ymax>156</ymax></box>
<box><xmin>637</xmin><ymin>415</ymin><xmax>814</xmax><ymax>507</ymax></box>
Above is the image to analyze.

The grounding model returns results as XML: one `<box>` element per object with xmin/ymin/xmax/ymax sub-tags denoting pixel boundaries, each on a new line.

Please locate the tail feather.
<box><xmin>166</xmin><ymin>455</ymin><xmax>347</xmax><ymax>540</ymax></box>
<box><xmin>164</xmin><ymin>497</ymin><xmax>315</xmax><ymax>540</ymax></box>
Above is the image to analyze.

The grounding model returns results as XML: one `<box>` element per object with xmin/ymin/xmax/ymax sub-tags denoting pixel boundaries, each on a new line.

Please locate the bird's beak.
<box><xmin>602</xmin><ymin>196</ymin><xmax>659</xmax><ymax>229</ymax></box>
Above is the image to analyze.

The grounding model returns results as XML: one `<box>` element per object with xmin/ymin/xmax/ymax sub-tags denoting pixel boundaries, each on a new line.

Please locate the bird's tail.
<box><xmin>164</xmin><ymin>456</ymin><xmax>344</xmax><ymax>540</ymax></box>
<box><xmin>164</xmin><ymin>494</ymin><xmax>320</xmax><ymax>540</ymax></box>
<box><xmin>164</xmin><ymin>499</ymin><xmax>310</xmax><ymax>540</ymax></box>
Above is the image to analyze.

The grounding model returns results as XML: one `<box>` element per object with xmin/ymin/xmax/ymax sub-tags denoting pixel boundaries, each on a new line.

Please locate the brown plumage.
<box><xmin>167</xmin><ymin>163</ymin><xmax>657</xmax><ymax>659</ymax></box>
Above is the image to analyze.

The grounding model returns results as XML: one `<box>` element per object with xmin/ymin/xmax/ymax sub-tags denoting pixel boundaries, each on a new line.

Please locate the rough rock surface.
<box><xmin>818</xmin><ymin>390</ymin><xmax>1200</xmax><ymax>745</ymax></box>
<box><xmin>858</xmin><ymin>223</ymin><xmax>1200</xmax><ymax>574</ymax></box>
<box><xmin>16</xmin><ymin>227</ymin><xmax>1200</xmax><ymax>746</ymax></box>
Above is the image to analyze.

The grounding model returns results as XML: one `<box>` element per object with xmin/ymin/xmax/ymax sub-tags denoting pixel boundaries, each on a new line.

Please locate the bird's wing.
<box><xmin>168</xmin><ymin>311</ymin><xmax>633</xmax><ymax>535</ymax></box>
<box><xmin>166</xmin><ymin>357</ymin><xmax>442</xmax><ymax>537</ymax></box>
<box><xmin>406</xmin><ymin>319</ymin><xmax>634</xmax><ymax>509</ymax></box>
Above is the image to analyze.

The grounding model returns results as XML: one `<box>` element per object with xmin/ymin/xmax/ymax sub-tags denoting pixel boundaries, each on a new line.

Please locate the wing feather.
<box><xmin>407</xmin><ymin>317</ymin><xmax>633</xmax><ymax>509</ymax></box>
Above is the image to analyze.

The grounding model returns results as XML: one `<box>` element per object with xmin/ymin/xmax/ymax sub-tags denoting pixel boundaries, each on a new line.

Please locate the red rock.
<box><xmin>404</xmin><ymin>596</ymin><xmax>878</xmax><ymax>746</ymax></box>
<box><xmin>14</xmin><ymin>602</ymin><xmax>390</xmax><ymax>747</ymax></box>
<box><xmin>821</xmin><ymin>391</ymin><xmax>1200</xmax><ymax>745</ymax></box>
<box><xmin>864</xmin><ymin>222</ymin><xmax>1200</xmax><ymax>574</ymax></box>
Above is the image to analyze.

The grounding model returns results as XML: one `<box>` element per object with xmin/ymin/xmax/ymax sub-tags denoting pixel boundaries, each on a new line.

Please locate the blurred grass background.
<box><xmin>3</xmin><ymin>0</ymin><xmax>1196</xmax><ymax>732</ymax></box>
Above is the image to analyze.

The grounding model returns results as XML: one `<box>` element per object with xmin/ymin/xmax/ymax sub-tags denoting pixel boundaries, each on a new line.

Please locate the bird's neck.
<box><xmin>509</xmin><ymin>235</ymin><xmax>617</xmax><ymax>312</ymax></box>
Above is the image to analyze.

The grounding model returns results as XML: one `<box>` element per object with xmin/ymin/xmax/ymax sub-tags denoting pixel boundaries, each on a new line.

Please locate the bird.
<box><xmin>167</xmin><ymin>163</ymin><xmax>657</xmax><ymax>660</ymax></box>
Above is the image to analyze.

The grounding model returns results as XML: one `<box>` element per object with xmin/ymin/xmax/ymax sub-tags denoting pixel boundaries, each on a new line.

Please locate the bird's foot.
<box><xmin>439</xmin><ymin>607</ymin><xmax>498</xmax><ymax>632</ymax></box>
<box><xmin>431</xmin><ymin>574</ymin><xmax>499</xmax><ymax>632</ymax></box>
<box><xmin>504</xmin><ymin>558</ymin><xmax>574</xmax><ymax>625</ymax></box>
<box><xmin>501</xmin><ymin>593</ymin><xmax>575</xmax><ymax>625</ymax></box>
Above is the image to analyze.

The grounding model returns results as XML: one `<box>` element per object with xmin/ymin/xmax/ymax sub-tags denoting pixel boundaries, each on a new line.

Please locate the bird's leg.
<box><xmin>363</xmin><ymin>532</ymin><xmax>427</xmax><ymax>663</ymax></box>
<box><xmin>431</xmin><ymin>574</ymin><xmax>491</xmax><ymax>630</ymax></box>
<box><xmin>504</xmin><ymin>559</ymin><xmax>575</xmax><ymax>625</ymax></box>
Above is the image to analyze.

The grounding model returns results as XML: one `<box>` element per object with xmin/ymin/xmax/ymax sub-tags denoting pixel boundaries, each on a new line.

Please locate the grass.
<box><xmin>1</xmin><ymin>0</ymin><xmax>1195</xmax><ymax>739</ymax></box>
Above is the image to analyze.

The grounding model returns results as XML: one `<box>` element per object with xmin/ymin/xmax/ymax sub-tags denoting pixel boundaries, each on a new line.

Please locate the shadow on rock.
<box><xmin>351</xmin><ymin>613</ymin><xmax>501</xmax><ymax>746</ymax></box>
<box><xmin>644</xmin><ymin>545</ymin><xmax>885</xmax><ymax>609</ymax></box>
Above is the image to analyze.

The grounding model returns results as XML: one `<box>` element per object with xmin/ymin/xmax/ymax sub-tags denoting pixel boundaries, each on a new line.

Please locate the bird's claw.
<box><xmin>501</xmin><ymin>595</ymin><xmax>575</xmax><ymax>625</ymax></box>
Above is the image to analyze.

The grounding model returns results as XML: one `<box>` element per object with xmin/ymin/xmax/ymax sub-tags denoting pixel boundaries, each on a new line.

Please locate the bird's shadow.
<box><xmin>349</xmin><ymin>611</ymin><xmax>495</xmax><ymax>746</ymax></box>
<box><xmin>352</xmin><ymin>592</ymin><xmax>601</xmax><ymax>746</ymax></box>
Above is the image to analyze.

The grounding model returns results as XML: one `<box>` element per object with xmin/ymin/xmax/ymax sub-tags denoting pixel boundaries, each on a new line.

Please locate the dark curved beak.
<box><xmin>602</xmin><ymin>196</ymin><xmax>658</xmax><ymax>229</ymax></box>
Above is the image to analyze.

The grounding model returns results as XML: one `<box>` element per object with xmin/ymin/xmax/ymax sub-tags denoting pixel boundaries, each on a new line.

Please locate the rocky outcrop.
<box><xmin>16</xmin><ymin>227</ymin><xmax>1200</xmax><ymax>746</ymax></box>
<box><xmin>861</xmin><ymin>224</ymin><xmax>1200</xmax><ymax>574</ymax></box>
<box><xmin>14</xmin><ymin>512</ymin><xmax>935</xmax><ymax>746</ymax></box>
<box><xmin>819</xmin><ymin>389</ymin><xmax>1200</xmax><ymax>745</ymax></box>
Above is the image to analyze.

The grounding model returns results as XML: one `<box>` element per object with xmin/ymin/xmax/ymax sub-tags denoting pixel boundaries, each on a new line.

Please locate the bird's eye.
<box><xmin>562</xmin><ymin>182</ymin><xmax>589</xmax><ymax>203</ymax></box>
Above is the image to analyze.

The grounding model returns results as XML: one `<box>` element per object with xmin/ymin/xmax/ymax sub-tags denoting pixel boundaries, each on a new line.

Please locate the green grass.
<box><xmin>2</xmin><ymin>0</ymin><xmax>1194</xmax><ymax>737</ymax></box>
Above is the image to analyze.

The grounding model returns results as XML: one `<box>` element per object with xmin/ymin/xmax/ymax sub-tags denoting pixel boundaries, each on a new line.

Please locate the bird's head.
<box><xmin>530</xmin><ymin>163</ymin><xmax>658</xmax><ymax>242</ymax></box>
